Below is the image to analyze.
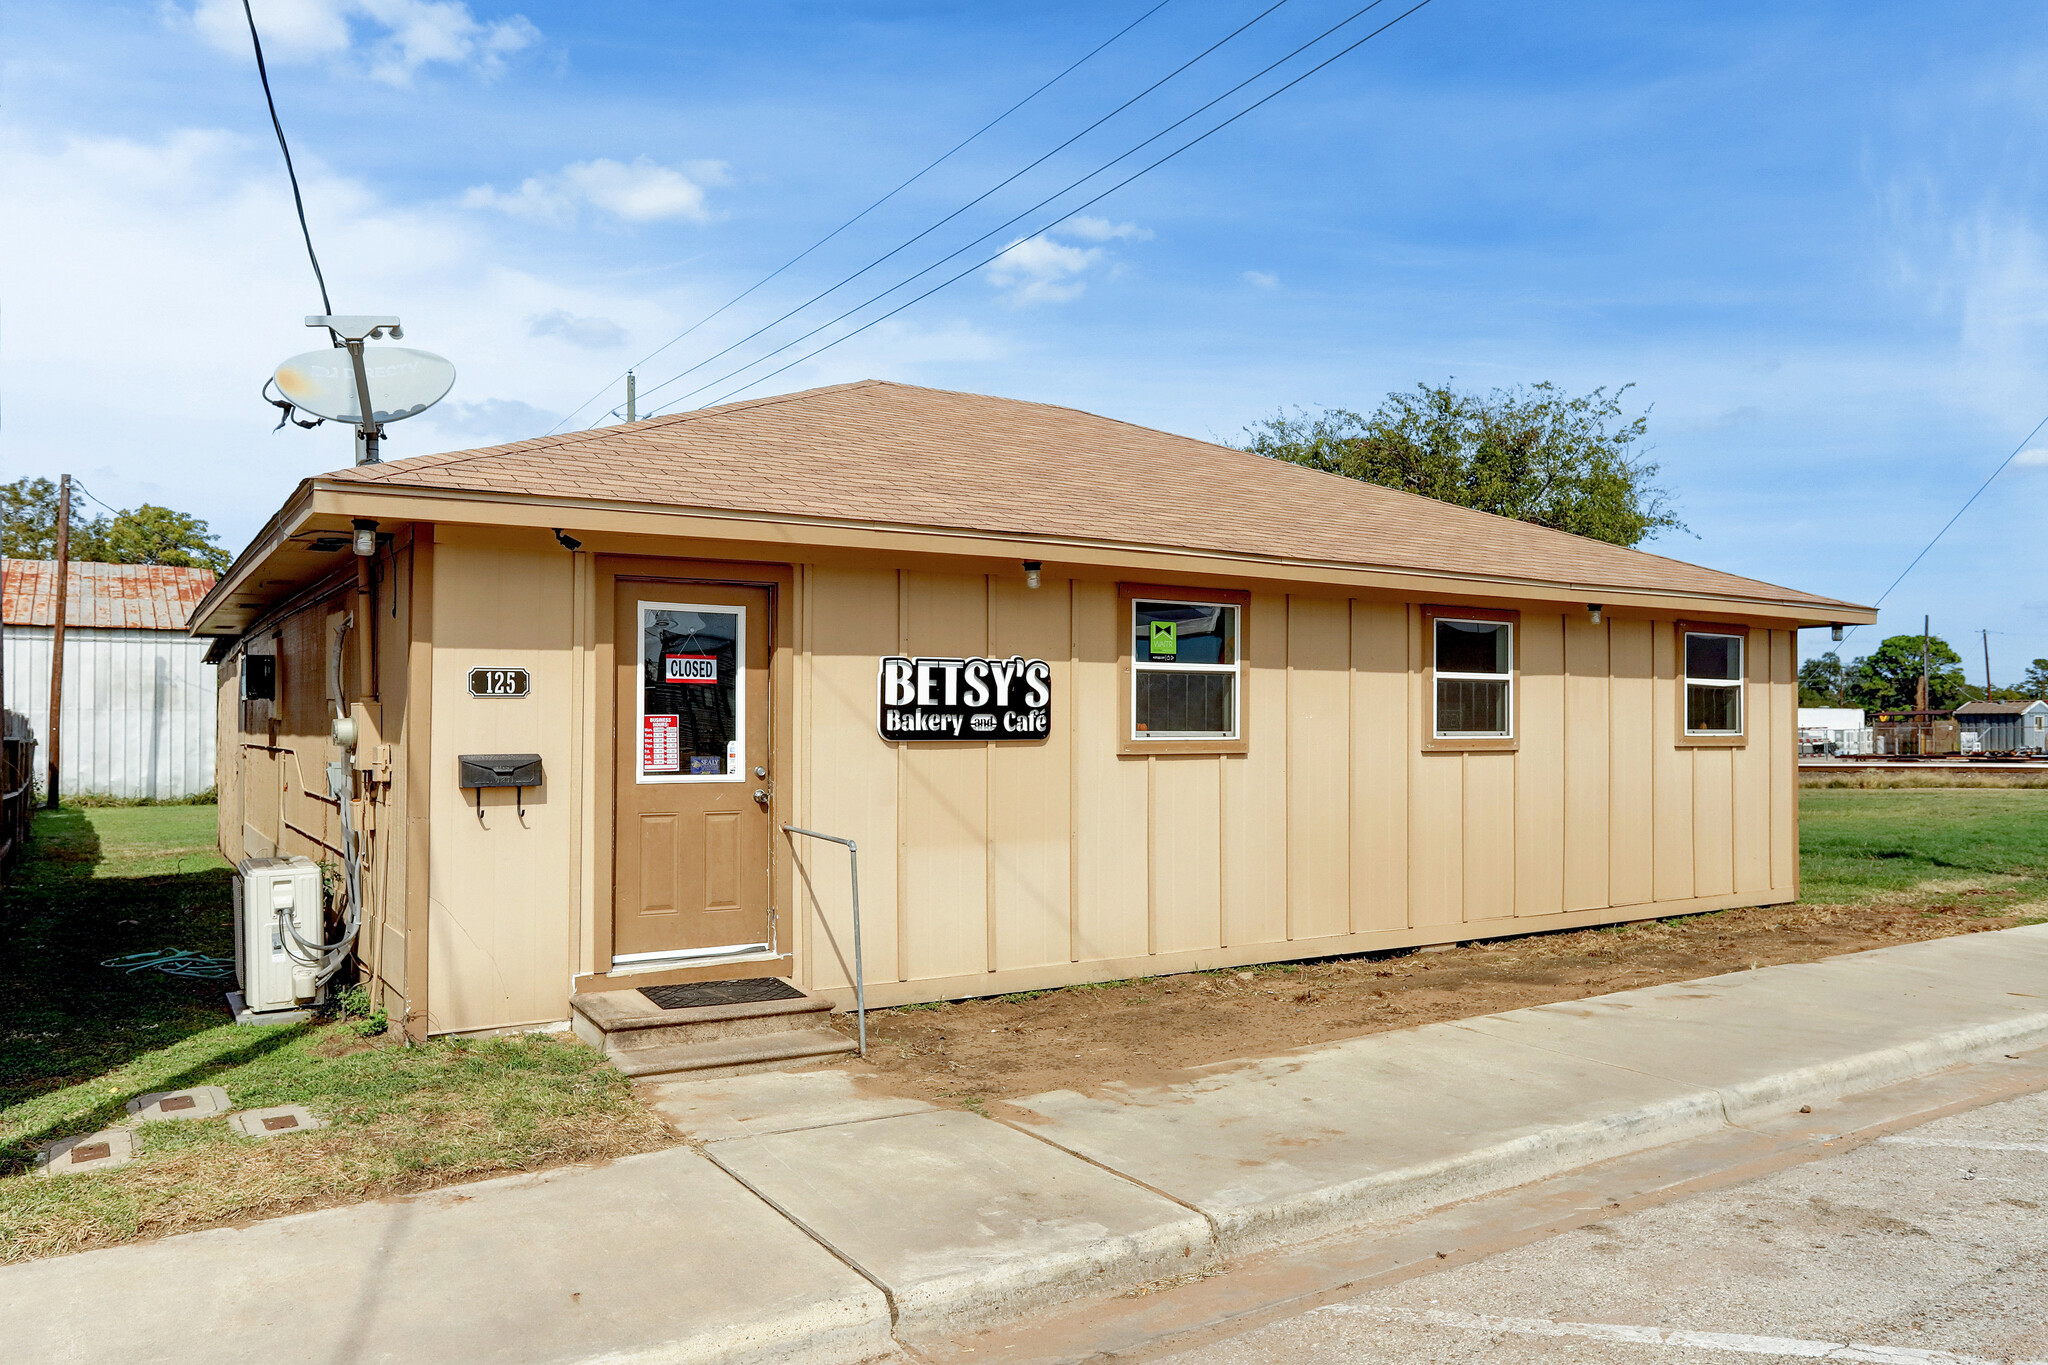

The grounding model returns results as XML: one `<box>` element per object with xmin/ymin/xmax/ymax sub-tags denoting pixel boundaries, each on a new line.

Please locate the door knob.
<box><xmin>752</xmin><ymin>789</ymin><xmax>769</xmax><ymax>805</ymax></box>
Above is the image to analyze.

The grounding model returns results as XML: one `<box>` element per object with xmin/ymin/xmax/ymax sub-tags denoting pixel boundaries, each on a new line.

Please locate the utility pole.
<box><xmin>626</xmin><ymin>371</ymin><xmax>636</xmax><ymax>423</ymax></box>
<box><xmin>1916</xmin><ymin>615</ymin><xmax>1930</xmax><ymax>713</ymax></box>
<box><xmin>1983</xmin><ymin>629</ymin><xmax>1993</xmax><ymax>697</ymax></box>
<box><xmin>45</xmin><ymin>475</ymin><xmax>70</xmax><ymax>809</ymax></box>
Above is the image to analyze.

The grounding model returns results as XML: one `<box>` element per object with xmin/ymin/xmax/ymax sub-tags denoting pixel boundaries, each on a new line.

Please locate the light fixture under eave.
<box><xmin>1832</xmin><ymin>624</ymin><xmax>1844</xmax><ymax>641</ymax></box>
<box><xmin>1023</xmin><ymin>561</ymin><xmax>1043</xmax><ymax>590</ymax></box>
<box><xmin>1587</xmin><ymin>604</ymin><xmax>1603</xmax><ymax>626</ymax></box>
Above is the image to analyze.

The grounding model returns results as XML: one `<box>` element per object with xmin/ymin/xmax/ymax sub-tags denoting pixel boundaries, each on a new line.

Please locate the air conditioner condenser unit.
<box><xmin>233</xmin><ymin>856</ymin><xmax>327</xmax><ymax>1018</ymax></box>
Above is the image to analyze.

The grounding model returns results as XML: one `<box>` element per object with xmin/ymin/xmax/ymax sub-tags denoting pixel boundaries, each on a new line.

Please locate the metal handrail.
<box><xmin>782</xmin><ymin>824</ymin><xmax>866</xmax><ymax>1056</ymax></box>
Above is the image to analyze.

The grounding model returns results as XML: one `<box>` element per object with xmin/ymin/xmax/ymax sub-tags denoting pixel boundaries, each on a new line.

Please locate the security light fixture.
<box><xmin>553</xmin><ymin>528</ymin><xmax>583</xmax><ymax>552</ymax></box>
<box><xmin>1832</xmin><ymin>624</ymin><xmax>1844</xmax><ymax>642</ymax></box>
<box><xmin>1588</xmin><ymin>604</ymin><xmax>1603</xmax><ymax>626</ymax></box>
<box><xmin>1023</xmin><ymin>561</ymin><xmax>1042</xmax><ymax>590</ymax></box>
<box><xmin>352</xmin><ymin>520</ymin><xmax>378</xmax><ymax>557</ymax></box>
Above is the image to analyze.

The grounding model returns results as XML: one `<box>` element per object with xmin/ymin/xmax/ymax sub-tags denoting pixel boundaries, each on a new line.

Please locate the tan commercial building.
<box><xmin>191</xmin><ymin>381</ymin><xmax>1874</xmax><ymax>1040</ymax></box>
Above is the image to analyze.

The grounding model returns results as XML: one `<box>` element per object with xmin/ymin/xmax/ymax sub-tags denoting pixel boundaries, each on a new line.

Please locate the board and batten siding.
<box><xmin>792</xmin><ymin>569</ymin><xmax>1797</xmax><ymax>1008</ymax></box>
<box><xmin>3</xmin><ymin>625</ymin><xmax>216</xmax><ymax>799</ymax></box>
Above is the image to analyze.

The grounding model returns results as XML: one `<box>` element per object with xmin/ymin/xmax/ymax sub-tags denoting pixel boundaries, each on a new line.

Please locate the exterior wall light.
<box><xmin>1587</xmin><ymin>604</ymin><xmax>1603</xmax><ymax>626</ymax></box>
<box><xmin>352</xmin><ymin>519</ymin><xmax>378</xmax><ymax>557</ymax></box>
<box><xmin>1023</xmin><ymin>561</ymin><xmax>1042</xmax><ymax>590</ymax></box>
<box><xmin>1832</xmin><ymin>624</ymin><xmax>1844</xmax><ymax>642</ymax></box>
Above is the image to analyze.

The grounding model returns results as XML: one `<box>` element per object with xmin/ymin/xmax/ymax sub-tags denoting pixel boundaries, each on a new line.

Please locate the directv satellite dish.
<box><xmin>273</xmin><ymin>346</ymin><xmax>456</xmax><ymax>425</ymax></box>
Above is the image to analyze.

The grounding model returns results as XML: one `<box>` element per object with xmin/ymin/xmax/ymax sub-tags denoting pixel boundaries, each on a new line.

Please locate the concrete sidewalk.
<box><xmin>4</xmin><ymin>926</ymin><xmax>2045</xmax><ymax>1363</ymax></box>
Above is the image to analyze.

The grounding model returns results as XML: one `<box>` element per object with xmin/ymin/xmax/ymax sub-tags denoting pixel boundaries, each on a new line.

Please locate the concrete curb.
<box><xmin>1708</xmin><ymin>1012</ymin><xmax>2048</xmax><ymax>1125</ymax></box>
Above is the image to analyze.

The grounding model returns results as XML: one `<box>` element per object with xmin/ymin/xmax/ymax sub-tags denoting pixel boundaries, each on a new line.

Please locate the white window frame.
<box><xmin>1682</xmin><ymin>629</ymin><xmax>1745</xmax><ymax>737</ymax></box>
<box><xmin>636</xmin><ymin>599</ymin><xmax>746</xmax><ymax>784</ymax></box>
<box><xmin>1432</xmin><ymin>618</ymin><xmax>1515</xmax><ymax>740</ymax></box>
<box><xmin>1129</xmin><ymin>598</ymin><xmax>1242</xmax><ymax>742</ymax></box>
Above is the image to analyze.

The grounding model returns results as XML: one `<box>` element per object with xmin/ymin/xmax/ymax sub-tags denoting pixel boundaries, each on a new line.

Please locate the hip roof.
<box><xmin>324</xmin><ymin>380</ymin><xmax>1866</xmax><ymax>614</ymax></box>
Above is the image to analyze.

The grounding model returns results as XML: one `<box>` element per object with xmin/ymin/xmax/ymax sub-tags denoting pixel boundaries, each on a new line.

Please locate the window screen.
<box><xmin>639</xmin><ymin>603</ymin><xmax>743</xmax><ymax>781</ymax></box>
<box><xmin>1434</xmin><ymin>619</ymin><xmax>1513</xmax><ymax>739</ymax></box>
<box><xmin>1131</xmin><ymin>599</ymin><xmax>1240</xmax><ymax>740</ymax></box>
<box><xmin>1683</xmin><ymin>631</ymin><xmax>1743</xmax><ymax>735</ymax></box>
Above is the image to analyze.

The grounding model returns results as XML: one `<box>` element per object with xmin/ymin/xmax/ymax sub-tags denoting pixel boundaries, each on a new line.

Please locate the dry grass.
<box><xmin>1801</xmin><ymin>769</ymin><xmax>2048</xmax><ymax>789</ymax></box>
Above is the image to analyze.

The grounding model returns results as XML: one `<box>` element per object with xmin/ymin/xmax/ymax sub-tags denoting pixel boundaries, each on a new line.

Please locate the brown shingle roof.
<box><xmin>1956</xmin><ymin>700</ymin><xmax>2048</xmax><ymax>716</ymax></box>
<box><xmin>2</xmin><ymin>560</ymin><xmax>217</xmax><ymax>629</ymax></box>
<box><xmin>328</xmin><ymin>380</ymin><xmax>1862</xmax><ymax>611</ymax></box>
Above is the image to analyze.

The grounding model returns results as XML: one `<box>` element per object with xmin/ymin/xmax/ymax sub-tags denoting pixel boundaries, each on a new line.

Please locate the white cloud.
<box><xmin>1241</xmin><ymin>269</ymin><xmax>1278</xmax><ymax>289</ymax></box>
<box><xmin>527</xmin><ymin>308</ymin><xmax>625</xmax><ymax>349</ymax></box>
<box><xmin>1064</xmin><ymin>216</ymin><xmax>1153</xmax><ymax>243</ymax></box>
<box><xmin>185</xmin><ymin>0</ymin><xmax>537</xmax><ymax>86</ymax></box>
<box><xmin>985</xmin><ymin>219</ymin><xmax>1151</xmax><ymax>306</ymax></box>
<box><xmin>2014</xmin><ymin>447</ymin><xmax>2048</xmax><ymax>467</ymax></box>
<box><xmin>464</xmin><ymin>157</ymin><xmax>723</xmax><ymax>227</ymax></box>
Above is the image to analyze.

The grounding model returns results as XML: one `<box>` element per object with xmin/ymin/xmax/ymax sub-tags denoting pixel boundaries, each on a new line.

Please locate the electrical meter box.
<box><xmin>233</xmin><ymin>856</ymin><xmax>327</xmax><ymax>1017</ymax></box>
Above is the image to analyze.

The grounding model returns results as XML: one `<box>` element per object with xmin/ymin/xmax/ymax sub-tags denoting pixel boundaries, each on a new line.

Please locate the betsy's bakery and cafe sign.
<box><xmin>877</xmin><ymin>655</ymin><xmax>1051</xmax><ymax>741</ymax></box>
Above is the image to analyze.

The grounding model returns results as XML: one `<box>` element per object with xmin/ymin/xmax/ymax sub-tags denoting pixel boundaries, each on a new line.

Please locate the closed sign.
<box><xmin>878</xmin><ymin>655</ymin><xmax>1051</xmax><ymax>741</ymax></box>
<box><xmin>664</xmin><ymin>654</ymin><xmax>718</xmax><ymax>684</ymax></box>
<box><xmin>467</xmin><ymin>667</ymin><xmax>531</xmax><ymax>698</ymax></box>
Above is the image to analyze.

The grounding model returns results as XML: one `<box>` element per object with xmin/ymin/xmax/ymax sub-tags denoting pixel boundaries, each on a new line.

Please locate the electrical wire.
<box><xmin>1837</xmin><ymin>410</ymin><xmax>2048</xmax><ymax>648</ymax></box>
<box><xmin>654</xmin><ymin>0</ymin><xmax>1432</xmax><ymax>417</ymax></box>
<box><xmin>241</xmin><ymin>0</ymin><xmax>333</xmax><ymax>317</ymax></box>
<box><xmin>539</xmin><ymin>0</ymin><xmax>1183</xmax><ymax>437</ymax></box>
<box><xmin>600</xmin><ymin>0</ymin><xmax>1300</xmax><ymax>427</ymax></box>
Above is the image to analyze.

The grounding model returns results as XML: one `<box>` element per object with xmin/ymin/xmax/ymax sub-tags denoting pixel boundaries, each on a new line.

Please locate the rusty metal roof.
<box><xmin>2</xmin><ymin>560</ymin><xmax>217</xmax><ymax>630</ymax></box>
<box><xmin>323</xmin><ymin>380</ymin><xmax>1867</xmax><ymax>614</ymax></box>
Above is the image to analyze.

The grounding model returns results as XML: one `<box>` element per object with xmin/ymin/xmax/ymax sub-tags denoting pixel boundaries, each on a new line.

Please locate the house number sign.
<box><xmin>467</xmin><ymin>667</ymin><xmax>531</xmax><ymax>698</ymax></box>
<box><xmin>878</xmin><ymin>655</ymin><xmax>1051</xmax><ymax>740</ymax></box>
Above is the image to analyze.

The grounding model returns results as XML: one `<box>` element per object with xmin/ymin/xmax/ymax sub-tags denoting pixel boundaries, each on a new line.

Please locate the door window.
<box><xmin>637</xmin><ymin>602</ymin><xmax>744</xmax><ymax>782</ymax></box>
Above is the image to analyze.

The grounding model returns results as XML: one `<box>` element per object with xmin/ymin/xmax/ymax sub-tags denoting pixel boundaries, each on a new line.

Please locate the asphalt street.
<box><xmin>1161</xmin><ymin>1088</ymin><xmax>2048</xmax><ymax>1365</ymax></box>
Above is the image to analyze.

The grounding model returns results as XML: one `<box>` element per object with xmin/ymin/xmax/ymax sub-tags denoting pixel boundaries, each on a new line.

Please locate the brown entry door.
<box><xmin>613</xmin><ymin>582</ymin><xmax>772</xmax><ymax>963</ymax></box>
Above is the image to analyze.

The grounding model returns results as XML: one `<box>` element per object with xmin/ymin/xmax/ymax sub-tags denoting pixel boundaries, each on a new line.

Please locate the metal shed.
<box><xmin>2</xmin><ymin>560</ymin><xmax>219</xmax><ymax>798</ymax></box>
<box><xmin>1954</xmin><ymin>699</ymin><xmax>2048</xmax><ymax>754</ymax></box>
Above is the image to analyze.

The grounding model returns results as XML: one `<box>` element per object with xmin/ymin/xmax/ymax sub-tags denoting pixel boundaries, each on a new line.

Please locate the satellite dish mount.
<box><xmin>270</xmin><ymin>316</ymin><xmax>456</xmax><ymax>466</ymax></box>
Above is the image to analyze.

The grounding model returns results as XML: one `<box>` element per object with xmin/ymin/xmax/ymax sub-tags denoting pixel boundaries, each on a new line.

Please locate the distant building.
<box><xmin>1797</xmin><ymin>707</ymin><xmax>1865</xmax><ymax>730</ymax></box>
<box><xmin>1954</xmin><ymin>699</ymin><xmax>2048</xmax><ymax>754</ymax></box>
<box><xmin>1</xmin><ymin>560</ymin><xmax>218</xmax><ymax>798</ymax></box>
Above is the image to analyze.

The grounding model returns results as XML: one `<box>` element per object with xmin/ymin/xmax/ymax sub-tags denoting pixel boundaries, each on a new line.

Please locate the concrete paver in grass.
<box><xmin>0</xmin><ymin>1147</ymin><xmax>892</xmax><ymax>1365</ymax></box>
<box><xmin>126</xmin><ymin>1087</ymin><xmax>230</xmax><ymax>1122</ymax></box>
<box><xmin>708</xmin><ymin>1108</ymin><xmax>1215</xmax><ymax>1335</ymax></box>
<box><xmin>33</xmin><ymin>1129</ymin><xmax>134</xmax><ymax>1177</ymax></box>
<box><xmin>226</xmin><ymin>1105</ymin><xmax>325</xmax><ymax>1138</ymax></box>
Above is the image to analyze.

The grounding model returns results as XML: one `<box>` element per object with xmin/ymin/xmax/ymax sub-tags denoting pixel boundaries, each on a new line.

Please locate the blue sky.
<box><xmin>4</xmin><ymin>1</ymin><xmax>2046</xmax><ymax>680</ymax></box>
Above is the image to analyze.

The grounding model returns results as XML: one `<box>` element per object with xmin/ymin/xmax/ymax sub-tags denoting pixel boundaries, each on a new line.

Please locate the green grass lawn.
<box><xmin>1800</xmin><ymin>789</ymin><xmax>2048</xmax><ymax>909</ymax></box>
<box><xmin>0</xmin><ymin>805</ymin><xmax>669</xmax><ymax>1263</ymax></box>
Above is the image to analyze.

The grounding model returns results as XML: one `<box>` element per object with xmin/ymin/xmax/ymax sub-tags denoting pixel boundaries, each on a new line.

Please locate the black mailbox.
<box><xmin>458</xmin><ymin>753</ymin><xmax>543</xmax><ymax>822</ymax></box>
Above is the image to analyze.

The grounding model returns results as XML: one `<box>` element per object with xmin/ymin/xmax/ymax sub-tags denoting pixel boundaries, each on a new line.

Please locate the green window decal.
<box><xmin>1149</xmin><ymin>620</ymin><xmax>1178</xmax><ymax>660</ymax></box>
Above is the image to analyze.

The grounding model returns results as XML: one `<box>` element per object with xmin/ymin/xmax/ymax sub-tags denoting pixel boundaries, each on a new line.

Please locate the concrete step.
<box><xmin>570</xmin><ymin>984</ymin><xmax>833</xmax><ymax>1054</ymax></box>
<box><xmin>608</xmin><ymin>1027</ymin><xmax>858</xmax><ymax>1081</ymax></box>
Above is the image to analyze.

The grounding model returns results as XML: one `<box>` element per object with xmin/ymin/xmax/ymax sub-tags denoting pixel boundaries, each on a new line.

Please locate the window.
<box><xmin>637</xmin><ymin>601</ymin><xmax>744</xmax><ymax>782</ymax></box>
<box><xmin>1433</xmin><ymin>617</ymin><xmax>1514</xmax><ymax>739</ymax></box>
<box><xmin>1683</xmin><ymin>630</ymin><xmax>1744</xmax><ymax>736</ymax></box>
<box><xmin>1130</xmin><ymin>597</ymin><xmax>1240</xmax><ymax>741</ymax></box>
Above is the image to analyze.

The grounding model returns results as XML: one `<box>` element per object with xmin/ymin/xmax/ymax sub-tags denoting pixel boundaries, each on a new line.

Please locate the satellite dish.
<box><xmin>273</xmin><ymin>346</ymin><xmax>456</xmax><ymax>424</ymax></box>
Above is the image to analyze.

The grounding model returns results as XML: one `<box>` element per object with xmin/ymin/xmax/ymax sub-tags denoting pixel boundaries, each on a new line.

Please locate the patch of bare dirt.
<box><xmin>833</xmin><ymin>889</ymin><xmax>2044</xmax><ymax>1108</ymax></box>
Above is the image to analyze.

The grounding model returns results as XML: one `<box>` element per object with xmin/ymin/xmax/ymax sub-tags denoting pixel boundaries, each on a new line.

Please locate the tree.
<box><xmin>2023</xmin><ymin>659</ymin><xmax>2048</xmax><ymax>702</ymax></box>
<box><xmin>0</xmin><ymin>477</ymin><xmax>228</xmax><ymax>573</ymax></box>
<box><xmin>1241</xmin><ymin>381</ymin><xmax>1685</xmax><ymax>548</ymax></box>
<box><xmin>1799</xmin><ymin>651</ymin><xmax>1849</xmax><ymax>707</ymax></box>
<box><xmin>1845</xmin><ymin>634</ymin><xmax>1969</xmax><ymax>712</ymax></box>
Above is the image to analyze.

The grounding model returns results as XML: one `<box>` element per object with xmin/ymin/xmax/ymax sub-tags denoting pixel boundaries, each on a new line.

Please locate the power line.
<box><xmin>539</xmin><ymin>0</ymin><xmax>1182</xmax><ymax>437</ymax></box>
<box><xmin>652</xmin><ymin>0</ymin><xmax>1429</xmax><ymax>418</ymax></box>
<box><xmin>241</xmin><ymin>0</ymin><xmax>333</xmax><ymax>316</ymax></box>
<box><xmin>617</xmin><ymin>0</ymin><xmax>1299</xmax><ymax>423</ymax></box>
<box><xmin>1837</xmin><ymin>410</ymin><xmax>2048</xmax><ymax>649</ymax></box>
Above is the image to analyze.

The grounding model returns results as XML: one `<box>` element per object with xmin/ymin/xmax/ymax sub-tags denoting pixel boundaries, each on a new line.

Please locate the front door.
<box><xmin>613</xmin><ymin>582</ymin><xmax>772</xmax><ymax>964</ymax></box>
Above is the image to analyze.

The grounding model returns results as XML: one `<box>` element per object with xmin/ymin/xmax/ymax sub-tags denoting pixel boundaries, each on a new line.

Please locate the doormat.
<box><xmin>640</xmin><ymin>978</ymin><xmax>806</xmax><ymax>1010</ymax></box>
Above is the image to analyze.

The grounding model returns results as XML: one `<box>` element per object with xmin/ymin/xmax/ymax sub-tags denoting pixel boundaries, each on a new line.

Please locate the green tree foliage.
<box><xmin>1846</xmin><ymin>634</ymin><xmax>1969</xmax><ymax>712</ymax></box>
<box><xmin>1799</xmin><ymin>651</ymin><xmax>1850</xmax><ymax>707</ymax></box>
<box><xmin>1</xmin><ymin>477</ymin><xmax>229</xmax><ymax>573</ymax></box>
<box><xmin>1241</xmin><ymin>381</ymin><xmax>1684</xmax><ymax>548</ymax></box>
<box><xmin>2023</xmin><ymin>659</ymin><xmax>2048</xmax><ymax>702</ymax></box>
